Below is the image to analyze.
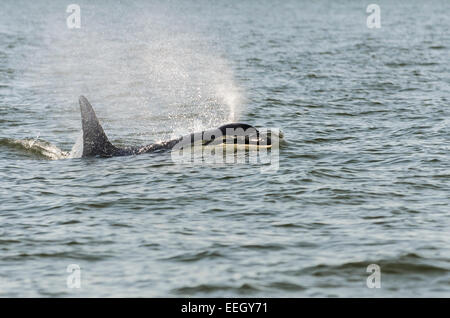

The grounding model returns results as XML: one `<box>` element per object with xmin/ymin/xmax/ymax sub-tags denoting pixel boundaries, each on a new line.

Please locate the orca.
<box><xmin>78</xmin><ymin>95</ymin><xmax>271</xmax><ymax>158</ymax></box>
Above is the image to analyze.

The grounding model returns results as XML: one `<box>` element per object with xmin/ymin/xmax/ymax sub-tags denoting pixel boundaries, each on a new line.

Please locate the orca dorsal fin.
<box><xmin>79</xmin><ymin>95</ymin><xmax>118</xmax><ymax>157</ymax></box>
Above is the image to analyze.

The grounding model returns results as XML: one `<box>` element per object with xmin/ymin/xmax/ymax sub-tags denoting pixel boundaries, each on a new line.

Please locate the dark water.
<box><xmin>1</xmin><ymin>0</ymin><xmax>449</xmax><ymax>297</ymax></box>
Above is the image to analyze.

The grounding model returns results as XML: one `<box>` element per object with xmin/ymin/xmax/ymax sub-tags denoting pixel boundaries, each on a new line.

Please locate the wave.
<box><xmin>173</xmin><ymin>283</ymin><xmax>259</xmax><ymax>295</ymax></box>
<box><xmin>0</xmin><ymin>137</ymin><xmax>71</xmax><ymax>160</ymax></box>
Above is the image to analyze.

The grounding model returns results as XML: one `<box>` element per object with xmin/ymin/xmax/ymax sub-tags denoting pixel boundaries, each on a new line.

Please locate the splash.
<box><xmin>32</xmin><ymin>4</ymin><xmax>245</xmax><ymax>145</ymax></box>
<box><xmin>68</xmin><ymin>132</ymin><xmax>83</xmax><ymax>159</ymax></box>
<box><xmin>0</xmin><ymin>138</ymin><xmax>70</xmax><ymax>160</ymax></box>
